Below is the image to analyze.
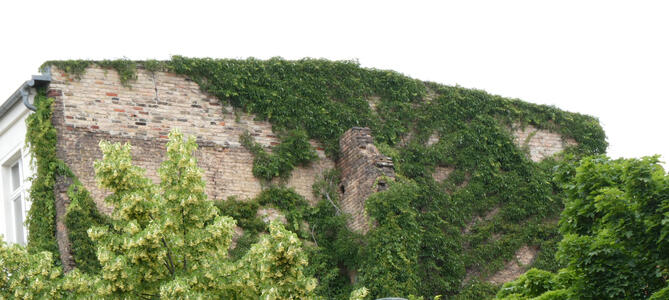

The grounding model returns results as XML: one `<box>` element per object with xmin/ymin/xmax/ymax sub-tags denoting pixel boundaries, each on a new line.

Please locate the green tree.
<box><xmin>496</xmin><ymin>156</ymin><xmax>669</xmax><ymax>299</ymax></box>
<box><xmin>0</xmin><ymin>129</ymin><xmax>323</xmax><ymax>299</ymax></box>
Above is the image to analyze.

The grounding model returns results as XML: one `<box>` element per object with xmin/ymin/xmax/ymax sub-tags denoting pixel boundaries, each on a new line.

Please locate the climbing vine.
<box><xmin>240</xmin><ymin>129</ymin><xmax>318</xmax><ymax>181</ymax></box>
<box><xmin>25</xmin><ymin>91</ymin><xmax>61</xmax><ymax>258</ymax></box>
<box><xmin>215</xmin><ymin>172</ymin><xmax>364</xmax><ymax>299</ymax></box>
<box><xmin>25</xmin><ymin>90</ymin><xmax>105</xmax><ymax>271</ymax></box>
<box><xmin>41</xmin><ymin>58</ymin><xmax>138</xmax><ymax>87</ymax></box>
<box><xmin>64</xmin><ymin>181</ymin><xmax>107</xmax><ymax>273</ymax></box>
<box><xmin>41</xmin><ymin>56</ymin><xmax>608</xmax><ymax>298</ymax></box>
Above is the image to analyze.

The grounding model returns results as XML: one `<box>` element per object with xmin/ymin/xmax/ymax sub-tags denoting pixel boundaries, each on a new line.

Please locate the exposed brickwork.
<box><xmin>432</xmin><ymin>166</ymin><xmax>454</xmax><ymax>182</ymax></box>
<box><xmin>48</xmin><ymin>66</ymin><xmax>334</xmax><ymax>215</ymax></box>
<box><xmin>337</xmin><ymin>127</ymin><xmax>395</xmax><ymax>233</ymax></box>
<box><xmin>487</xmin><ymin>245</ymin><xmax>538</xmax><ymax>285</ymax></box>
<box><xmin>512</xmin><ymin>124</ymin><xmax>577</xmax><ymax>162</ymax></box>
<box><xmin>423</xmin><ymin>124</ymin><xmax>576</xmax><ymax>164</ymax></box>
<box><xmin>54</xmin><ymin>175</ymin><xmax>75</xmax><ymax>272</ymax></box>
<box><xmin>426</xmin><ymin>132</ymin><xmax>440</xmax><ymax>146</ymax></box>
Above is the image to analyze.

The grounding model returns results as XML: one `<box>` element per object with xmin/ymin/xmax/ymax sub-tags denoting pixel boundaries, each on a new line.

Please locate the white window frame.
<box><xmin>2</xmin><ymin>149</ymin><xmax>28</xmax><ymax>245</ymax></box>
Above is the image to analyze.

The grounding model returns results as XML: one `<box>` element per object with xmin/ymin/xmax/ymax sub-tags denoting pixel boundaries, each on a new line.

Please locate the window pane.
<box><xmin>11</xmin><ymin>162</ymin><xmax>20</xmax><ymax>191</ymax></box>
<box><xmin>13</xmin><ymin>196</ymin><xmax>25</xmax><ymax>245</ymax></box>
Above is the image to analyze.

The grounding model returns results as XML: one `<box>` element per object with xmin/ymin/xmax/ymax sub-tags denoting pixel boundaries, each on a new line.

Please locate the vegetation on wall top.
<box><xmin>41</xmin><ymin>57</ymin><xmax>606</xmax><ymax>155</ymax></box>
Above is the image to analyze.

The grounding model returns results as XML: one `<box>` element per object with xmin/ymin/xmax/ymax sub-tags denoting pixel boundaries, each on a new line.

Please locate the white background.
<box><xmin>1</xmin><ymin>0</ymin><xmax>667</xmax><ymax>166</ymax></box>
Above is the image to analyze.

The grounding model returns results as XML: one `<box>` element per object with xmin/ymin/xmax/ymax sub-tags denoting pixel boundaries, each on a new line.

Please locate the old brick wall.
<box><xmin>511</xmin><ymin>124</ymin><xmax>577</xmax><ymax>162</ymax></box>
<box><xmin>47</xmin><ymin>66</ymin><xmax>333</xmax><ymax>214</ymax></box>
<box><xmin>44</xmin><ymin>64</ymin><xmax>575</xmax><ymax>238</ymax></box>
<box><xmin>337</xmin><ymin>127</ymin><xmax>395</xmax><ymax>233</ymax></box>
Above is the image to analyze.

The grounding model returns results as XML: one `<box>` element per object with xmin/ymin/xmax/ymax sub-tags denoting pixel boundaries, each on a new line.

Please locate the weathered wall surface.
<box><xmin>337</xmin><ymin>127</ymin><xmax>395</xmax><ymax>233</ymax></box>
<box><xmin>48</xmin><ymin>66</ymin><xmax>333</xmax><ymax>213</ymax></box>
<box><xmin>45</xmin><ymin>66</ymin><xmax>575</xmax><ymax>242</ymax></box>
<box><xmin>511</xmin><ymin>124</ymin><xmax>577</xmax><ymax>162</ymax></box>
<box><xmin>428</xmin><ymin>125</ymin><xmax>575</xmax><ymax>184</ymax></box>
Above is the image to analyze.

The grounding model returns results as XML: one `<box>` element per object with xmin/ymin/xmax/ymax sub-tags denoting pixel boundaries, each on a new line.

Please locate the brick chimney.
<box><xmin>337</xmin><ymin>127</ymin><xmax>395</xmax><ymax>233</ymax></box>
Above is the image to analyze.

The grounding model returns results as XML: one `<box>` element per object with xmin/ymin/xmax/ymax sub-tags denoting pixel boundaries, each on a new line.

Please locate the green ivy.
<box><xmin>168</xmin><ymin>56</ymin><xmax>425</xmax><ymax>156</ymax></box>
<box><xmin>25</xmin><ymin>91</ymin><xmax>61</xmax><ymax>259</ymax></box>
<box><xmin>305</xmin><ymin>169</ymin><xmax>364</xmax><ymax>299</ymax></box>
<box><xmin>25</xmin><ymin>90</ymin><xmax>106</xmax><ymax>272</ymax></box>
<box><xmin>213</xmin><ymin>187</ymin><xmax>312</xmax><ymax>258</ymax></box>
<box><xmin>240</xmin><ymin>129</ymin><xmax>318</xmax><ymax>181</ymax></box>
<box><xmin>43</xmin><ymin>56</ymin><xmax>608</xmax><ymax>298</ymax></box>
<box><xmin>64</xmin><ymin>181</ymin><xmax>108</xmax><ymax>273</ymax></box>
<box><xmin>212</xmin><ymin>173</ymin><xmax>364</xmax><ymax>299</ymax></box>
<box><xmin>97</xmin><ymin>59</ymin><xmax>138</xmax><ymax>86</ymax></box>
<box><xmin>40</xmin><ymin>58</ymin><xmax>138</xmax><ymax>87</ymax></box>
<box><xmin>455</xmin><ymin>280</ymin><xmax>500</xmax><ymax>300</ymax></box>
<box><xmin>214</xmin><ymin>196</ymin><xmax>265</xmax><ymax>233</ymax></box>
<box><xmin>255</xmin><ymin>186</ymin><xmax>311</xmax><ymax>232</ymax></box>
<box><xmin>360</xmin><ymin>181</ymin><xmax>423</xmax><ymax>298</ymax></box>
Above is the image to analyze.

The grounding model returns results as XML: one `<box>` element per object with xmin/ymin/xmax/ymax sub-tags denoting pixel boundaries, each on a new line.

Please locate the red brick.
<box><xmin>50</xmin><ymin>64</ymin><xmax>334</xmax><ymax>214</ymax></box>
<box><xmin>47</xmin><ymin>89</ymin><xmax>63</xmax><ymax>97</ymax></box>
<box><xmin>338</xmin><ymin>127</ymin><xmax>395</xmax><ymax>234</ymax></box>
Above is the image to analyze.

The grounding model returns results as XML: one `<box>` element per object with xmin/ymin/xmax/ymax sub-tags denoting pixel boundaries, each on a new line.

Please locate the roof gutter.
<box><xmin>0</xmin><ymin>67</ymin><xmax>51</xmax><ymax>118</ymax></box>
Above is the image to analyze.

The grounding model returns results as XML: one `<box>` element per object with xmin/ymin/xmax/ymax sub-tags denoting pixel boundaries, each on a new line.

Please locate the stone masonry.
<box><xmin>337</xmin><ymin>127</ymin><xmax>395</xmax><ymax>233</ymax></box>
<box><xmin>47</xmin><ymin>66</ymin><xmax>334</xmax><ymax>214</ymax></box>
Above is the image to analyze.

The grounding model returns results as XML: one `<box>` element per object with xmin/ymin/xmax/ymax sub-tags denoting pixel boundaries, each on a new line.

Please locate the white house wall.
<box><xmin>0</xmin><ymin>99</ymin><xmax>33</xmax><ymax>244</ymax></box>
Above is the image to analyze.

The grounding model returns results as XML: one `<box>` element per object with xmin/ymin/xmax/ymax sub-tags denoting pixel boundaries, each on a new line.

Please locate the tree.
<box><xmin>496</xmin><ymin>156</ymin><xmax>669</xmax><ymax>299</ymax></box>
<box><xmin>0</xmin><ymin>129</ymin><xmax>331</xmax><ymax>299</ymax></box>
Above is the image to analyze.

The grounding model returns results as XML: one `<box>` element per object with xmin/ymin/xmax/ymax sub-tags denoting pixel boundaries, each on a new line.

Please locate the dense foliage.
<box><xmin>215</xmin><ymin>176</ymin><xmax>364</xmax><ymax>299</ymax></box>
<box><xmin>30</xmin><ymin>57</ymin><xmax>609</xmax><ymax>298</ymax></box>
<box><xmin>3</xmin><ymin>129</ymin><xmax>377</xmax><ymax>299</ymax></box>
<box><xmin>63</xmin><ymin>181</ymin><xmax>107</xmax><ymax>273</ymax></box>
<box><xmin>24</xmin><ymin>91</ymin><xmax>106</xmax><ymax>273</ymax></box>
<box><xmin>496</xmin><ymin>156</ymin><xmax>669</xmax><ymax>299</ymax></box>
<box><xmin>240</xmin><ymin>129</ymin><xmax>318</xmax><ymax>181</ymax></box>
<box><xmin>24</xmin><ymin>92</ymin><xmax>61</xmax><ymax>258</ymax></box>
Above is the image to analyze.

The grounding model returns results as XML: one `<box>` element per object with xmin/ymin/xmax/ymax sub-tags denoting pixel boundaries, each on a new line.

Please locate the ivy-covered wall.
<box><xmin>25</xmin><ymin>90</ymin><xmax>104</xmax><ymax>273</ymax></box>
<box><xmin>45</xmin><ymin>64</ymin><xmax>334</xmax><ymax>208</ymax></box>
<box><xmin>27</xmin><ymin>57</ymin><xmax>606</xmax><ymax>299</ymax></box>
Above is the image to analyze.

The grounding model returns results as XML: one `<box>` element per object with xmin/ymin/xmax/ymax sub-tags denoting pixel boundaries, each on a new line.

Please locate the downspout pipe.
<box><xmin>0</xmin><ymin>69</ymin><xmax>51</xmax><ymax>118</ymax></box>
<box><xmin>23</xmin><ymin>68</ymin><xmax>51</xmax><ymax>111</ymax></box>
<box><xmin>21</xmin><ymin>80</ymin><xmax>37</xmax><ymax>111</ymax></box>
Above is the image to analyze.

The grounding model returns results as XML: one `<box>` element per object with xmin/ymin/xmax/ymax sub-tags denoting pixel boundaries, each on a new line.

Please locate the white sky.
<box><xmin>1</xmin><ymin>0</ymin><xmax>667</xmax><ymax>165</ymax></box>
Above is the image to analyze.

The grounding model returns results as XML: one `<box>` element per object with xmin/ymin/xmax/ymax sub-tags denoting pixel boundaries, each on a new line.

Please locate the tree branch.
<box><xmin>310</xmin><ymin>224</ymin><xmax>319</xmax><ymax>247</ymax></box>
<box><xmin>162</xmin><ymin>238</ymin><xmax>176</xmax><ymax>275</ymax></box>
